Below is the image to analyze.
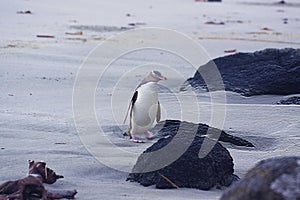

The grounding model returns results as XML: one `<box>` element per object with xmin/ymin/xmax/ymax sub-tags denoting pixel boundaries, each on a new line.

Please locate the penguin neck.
<box><xmin>140</xmin><ymin>81</ymin><xmax>158</xmax><ymax>91</ymax></box>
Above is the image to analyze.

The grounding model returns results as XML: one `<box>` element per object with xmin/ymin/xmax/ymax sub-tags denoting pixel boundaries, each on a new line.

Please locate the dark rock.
<box><xmin>221</xmin><ymin>156</ymin><xmax>300</xmax><ymax>200</ymax></box>
<box><xmin>155</xmin><ymin>120</ymin><xmax>254</xmax><ymax>147</ymax></box>
<box><xmin>205</xmin><ymin>21</ymin><xmax>225</xmax><ymax>25</ymax></box>
<box><xmin>182</xmin><ymin>48</ymin><xmax>300</xmax><ymax>96</ymax></box>
<box><xmin>278</xmin><ymin>0</ymin><xmax>286</xmax><ymax>4</ymax></box>
<box><xmin>277</xmin><ymin>96</ymin><xmax>300</xmax><ymax>105</ymax></box>
<box><xmin>16</xmin><ymin>10</ymin><xmax>32</xmax><ymax>14</ymax></box>
<box><xmin>127</xmin><ymin>120</ymin><xmax>254</xmax><ymax>190</ymax></box>
<box><xmin>127</xmin><ymin>136</ymin><xmax>238</xmax><ymax>190</ymax></box>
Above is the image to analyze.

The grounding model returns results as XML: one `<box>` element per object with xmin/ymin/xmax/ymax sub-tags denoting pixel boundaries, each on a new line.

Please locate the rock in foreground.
<box><xmin>182</xmin><ymin>48</ymin><xmax>300</xmax><ymax>96</ymax></box>
<box><xmin>221</xmin><ymin>156</ymin><xmax>300</xmax><ymax>200</ymax></box>
<box><xmin>127</xmin><ymin>132</ymin><xmax>239</xmax><ymax>190</ymax></box>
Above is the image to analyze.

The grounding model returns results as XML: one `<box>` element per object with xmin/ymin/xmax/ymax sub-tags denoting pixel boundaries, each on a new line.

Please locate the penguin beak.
<box><xmin>160</xmin><ymin>76</ymin><xmax>167</xmax><ymax>80</ymax></box>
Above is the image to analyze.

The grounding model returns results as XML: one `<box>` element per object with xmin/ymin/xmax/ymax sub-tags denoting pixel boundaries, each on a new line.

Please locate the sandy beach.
<box><xmin>1</xmin><ymin>0</ymin><xmax>300</xmax><ymax>199</ymax></box>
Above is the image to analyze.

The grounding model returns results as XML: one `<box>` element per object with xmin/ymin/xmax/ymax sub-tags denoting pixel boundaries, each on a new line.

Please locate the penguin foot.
<box><xmin>131</xmin><ymin>135</ymin><xmax>145</xmax><ymax>143</ymax></box>
<box><xmin>131</xmin><ymin>139</ymin><xmax>145</xmax><ymax>143</ymax></box>
<box><xmin>145</xmin><ymin>131</ymin><xmax>154</xmax><ymax>139</ymax></box>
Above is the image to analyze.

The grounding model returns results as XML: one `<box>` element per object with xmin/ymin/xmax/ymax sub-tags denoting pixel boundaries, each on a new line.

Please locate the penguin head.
<box><xmin>147</xmin><ymin>70</ymin><xmax>167</xmax><ymax>82</ymax></box>
<box><xmin>140</xmin><ymin>70</ymin><xmax>167</xmax><ymax>85</ymax></box>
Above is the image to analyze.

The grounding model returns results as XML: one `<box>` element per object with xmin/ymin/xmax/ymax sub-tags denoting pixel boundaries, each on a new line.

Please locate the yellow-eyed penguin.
<box><xmin>124</xmin><ymin>70</ymin><xmax>167</xmax><ymax>143</ymax></box>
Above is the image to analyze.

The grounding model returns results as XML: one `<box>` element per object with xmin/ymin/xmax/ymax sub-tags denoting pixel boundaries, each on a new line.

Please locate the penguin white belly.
<box><xmin>131</xmin><ymin>82</ymin><xmax>158</xmax><ymax>135</ymax></box>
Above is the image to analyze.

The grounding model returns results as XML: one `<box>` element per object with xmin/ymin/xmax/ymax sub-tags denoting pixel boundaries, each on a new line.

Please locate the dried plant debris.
<box><xmin>128</xmin><ymin>22</ymin><xmax>147</xmax><ymax>26</ymax></box>
<box><xmin>55</xmin><ymin>142</ymin><xmax>68</xmax><ymax>145</ymax></box>
<box><xmin>205</xmin><ymin>21</ymin><xmax>225</xmax><ymax>25</ymax></box>
<box><xmin>37</xmin><ymin>35</ymin><xmax>55</xmax><ymax>38</ymax></box>
<box><xmin>261</xmin><ymin>27</ymin><xmax>273</xmax><ymax>31</ymax></box>
<box><xmin>65</xmin><ymin>31</ymin><xmax>83</xmax><ymax>35</ymax></box>
<box><xmin>224</xmin><ymin>49</ymin><xmax>237</xmax><ymax>53</ymax></box>
<box><xmin>17</xmin><ymin>10</ymin><xmax>32</xmax><ymax>14</ymax></box>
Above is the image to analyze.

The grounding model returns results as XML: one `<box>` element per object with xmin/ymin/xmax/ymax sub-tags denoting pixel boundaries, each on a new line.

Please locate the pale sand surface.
<box><xmin>1</xmin><ymin>0</ymin><xmax>299</xmax><ymax>199</ymax></box>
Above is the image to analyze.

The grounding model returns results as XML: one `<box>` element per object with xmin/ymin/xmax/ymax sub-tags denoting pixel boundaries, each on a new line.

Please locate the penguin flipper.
<box><xmin>156</xmin><ymin>101</ymin><xmax>161</xmax><ymax>123</ymax></box>
<box><xmin>123</xmin><ymin>90</ymin><xmax>138</xmax><ymax>124</ymax></box>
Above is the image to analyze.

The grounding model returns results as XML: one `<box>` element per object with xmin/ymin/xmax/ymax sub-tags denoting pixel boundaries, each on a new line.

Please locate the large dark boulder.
<box><xmin>221</xmin><ymin>156</ymin><xmax>300</xmax><ymax>200</ymax></box>
<box><xmin>182</xmin><ymin>48</ymin><xmax>300</xmax><ymax>96</ymax></box>
<box><xmin>127</xmin><ymin>136</ymin><xmax>238</xmax><ymax>190</ymax></box>
<box><xmin>127</xmin><ymin>120</ymin><xmax>254</xmax><ymax>190</ymax></box>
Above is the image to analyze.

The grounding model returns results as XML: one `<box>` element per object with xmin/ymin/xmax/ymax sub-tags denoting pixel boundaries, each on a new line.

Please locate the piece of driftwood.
<box><xmin>0</xmin><ymin>160</ymin><xmax>77</xmax><ymax>200</ymax></box>
<box><xmin>158</xmin><ymin>173</ymin><xmax>180</xmax><ymax>189</ymax></box>
<box><xmin>36</xmin><ymin>35</ymin><xmax>55</xmax><ymax>38</ymax></box>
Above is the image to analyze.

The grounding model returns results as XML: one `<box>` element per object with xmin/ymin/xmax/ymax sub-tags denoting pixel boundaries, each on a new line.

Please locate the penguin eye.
<box><xmin>153</xmin><ymin>70</ymin><xmax>162</xmax><ymax>77</ymax></box>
